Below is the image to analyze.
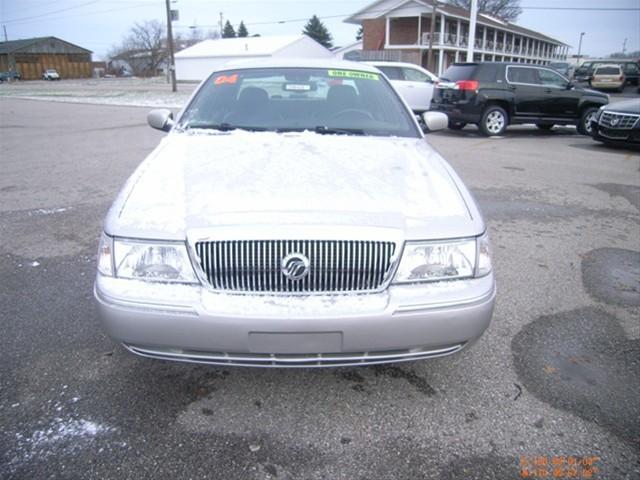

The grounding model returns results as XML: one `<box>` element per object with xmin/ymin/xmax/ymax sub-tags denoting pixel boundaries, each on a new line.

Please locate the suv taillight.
<box><xmin>455</xmin><ymin>80</ymin><xmax>479</xmax><ymax>91</ymax></box>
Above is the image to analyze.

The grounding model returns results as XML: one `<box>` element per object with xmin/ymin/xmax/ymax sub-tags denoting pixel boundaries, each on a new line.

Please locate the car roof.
<box><xmin>216</xmin><ymin>58</ymin><xmax>381</xmax><ymax>73</ymax></box>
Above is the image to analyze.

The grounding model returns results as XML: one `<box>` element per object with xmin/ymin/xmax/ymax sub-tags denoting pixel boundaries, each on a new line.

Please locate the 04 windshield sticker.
<box><xmin>214</xmin><ymin>74</ymin><xmax>238</xmax><ymax>85</ymax></box>
<box><xmin>327</xmin><ymin>70</ymin><xmax>379</xmax><ymax>81</ymax></box>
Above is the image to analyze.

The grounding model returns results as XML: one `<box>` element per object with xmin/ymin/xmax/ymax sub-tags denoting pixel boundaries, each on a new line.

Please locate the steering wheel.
<box><xmin>330</xmin><ymin>108</ymin><xmax>374</xmax><ymax>120</ymax></box>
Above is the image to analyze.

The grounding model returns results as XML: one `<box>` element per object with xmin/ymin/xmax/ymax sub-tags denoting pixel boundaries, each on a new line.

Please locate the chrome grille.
<box><xmin>195</xmin><ymin>240</ymin><xmax>396</xmax><ymax>293</ymax></box>
<box><xmin>599</xmin><ymin>111</ymin><xmax>639</xmax><ymax>130</ymax></box>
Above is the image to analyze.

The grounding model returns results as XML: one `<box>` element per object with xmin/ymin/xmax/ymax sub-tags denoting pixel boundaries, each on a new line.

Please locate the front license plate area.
<box><xmin>248</xmin><ymin>332</ymin><xmax>343</xmax><ymax>354</ymax></box>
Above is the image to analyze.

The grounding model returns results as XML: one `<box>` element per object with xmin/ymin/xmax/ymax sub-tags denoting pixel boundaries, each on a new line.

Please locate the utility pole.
<box><xmin>219</xmin><ymin>12</ymin><xmax>224</xmax><ymax>38</ymax></box>
<box><xmin>466</xmin><ymin>0</ymin><xmax>478</xmax><ymax>62</ymax></box>
<box><xmin>2</xmin><ymin>25</ymin><xmax>8</xmax><ymax>42</ymax></box>
<box><xmin>576</xmin><ymin>32</ymin><xmax>585</xmax><ymax>64</ymax></box>
<box><xmin>622</xmin><ymin>37</ymin><xmax>627</xmax><ymax>55</ymax></box>
<box><xmin>164</xmin><ymin>0</ymin><xmax>177</xmax><ymax>92</ymax></box>
<box><xmin>426</xmin><ymin>1</ymin><xmax>437</xmax><ymax>71</ymax></box>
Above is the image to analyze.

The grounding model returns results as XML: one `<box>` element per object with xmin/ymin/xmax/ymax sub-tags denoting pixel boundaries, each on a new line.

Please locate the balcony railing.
<box><xmin>390</xmin><ymin>31</ymin><xmax>562</xmax><ymax>59</ymax></box>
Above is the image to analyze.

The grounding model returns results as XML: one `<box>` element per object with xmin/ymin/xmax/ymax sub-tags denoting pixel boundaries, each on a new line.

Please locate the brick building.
<box><xmin>345</xmin><ymin>0</ymin><xmax>569</xmax><ymax>75</ymax></box>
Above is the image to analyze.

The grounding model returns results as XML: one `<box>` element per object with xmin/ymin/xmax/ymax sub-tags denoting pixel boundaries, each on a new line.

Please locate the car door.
<box><xmin>400</xmin><ymin>66</ymin><xmax>435</xmax><ymax>111</ymax></box>
<box><xmin>537</xmin><ymin>67</ymin><xmax>578</xmax><ymax>118</ymax></box>
<box><xmin>505</xmin><ymin>66</ymin><xmax>544</xmax><ymax>116</ymax></box>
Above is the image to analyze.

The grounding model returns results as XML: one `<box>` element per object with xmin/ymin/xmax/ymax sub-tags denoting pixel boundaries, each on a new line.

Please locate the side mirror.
<box><xmin>147</xmin><ymin>109</ymin><xmax>174</xmax><ymax>132</ymax></box>
<box><xmin>421</xmin><ymin>111</ymin><xmax>448</xmax><ymax>133</ymax></box>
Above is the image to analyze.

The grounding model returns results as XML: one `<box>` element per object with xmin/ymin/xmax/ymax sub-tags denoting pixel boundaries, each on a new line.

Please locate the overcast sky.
<box><xmin>1</xmin><ymin>0</ymin><xmax>639</xmax><ymax>60</ymax></box>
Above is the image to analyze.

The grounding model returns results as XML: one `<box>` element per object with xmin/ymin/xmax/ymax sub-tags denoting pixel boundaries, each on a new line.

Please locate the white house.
<box><xmin>332</xmin><ymin>41</ymin><xmax>364</xmax><ymax>61</ymax></box>
<box><xmin>175</xmin><ymin>35</ymin><xmax>333</xmax><ymax>81</ymax></box>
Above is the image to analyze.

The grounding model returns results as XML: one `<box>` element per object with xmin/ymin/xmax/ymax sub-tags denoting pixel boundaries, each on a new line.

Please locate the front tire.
<box><xmin>480</xmin><ymin>106</ymin><xmax>508</xmax><ymax>136</ymax></box>
<box><xmin>577</xmin><ymin>107</ymin><xmax>598</xmax><ymax>136</ymax></box>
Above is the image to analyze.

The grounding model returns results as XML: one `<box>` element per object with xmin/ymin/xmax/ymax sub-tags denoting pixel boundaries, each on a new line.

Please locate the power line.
<box><xmin>4</xmin><ymin>3</ymin><xmax>154</xmax><ymax>27</ymax></box>
<box><xmin>2</xmin><ymin>0</ymin><xmax>101</xmax><ymax>25</ymax></box>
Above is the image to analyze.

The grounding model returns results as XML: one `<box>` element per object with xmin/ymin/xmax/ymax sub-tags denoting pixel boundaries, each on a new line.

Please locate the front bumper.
<box><xmin>94</xmin><ymin>273</ymin><xmax>496</xmax><ymax>367</ymax></box>
<box><xmin>591</xmin><ymin>121</ymin><xmax>640</xmax><ymax>145</ymax></box>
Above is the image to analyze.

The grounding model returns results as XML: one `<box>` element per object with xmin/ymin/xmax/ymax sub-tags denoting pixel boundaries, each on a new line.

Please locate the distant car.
<box><xmin>430</xmin><ymin>62</ymin><xmax>609</xmax><ymax>136</ymax></box>
<box><xmin>591</xmin><ymin>99</ymin><xmax>640</xmax><ymax>147</ymax></box>
<box><xmin>42</xmin><ymin>69</ymin><xmax>60</xmax><ymax>80</ymax></box>
<box><xmin>548</xmin><ymin>62</ymin><xmax>572</xmax><ymax>78</ymax></box>
<box><xmin>590</xmin><ymin>65</ymin><xmax>625</xmax><ymax>92</ymax></box>
<box><xmin>364</xmin><ymin>61</ymin><xmax>438</xmax><ymax>113</ymax></box>
<box><xmin>0</xmin><ymin>70</ymin><xmax>21</xmax><ymax>82</ymax></box>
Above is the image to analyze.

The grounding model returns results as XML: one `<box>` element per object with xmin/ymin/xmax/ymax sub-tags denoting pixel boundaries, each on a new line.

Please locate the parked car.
<box><xmin>591</xmin><ymin>99</ymin><xmax>640</xmax><ymax>148</ymax></box>
<box><xmin>621</xmin><ymin>61</ymin><xmax>640</xmax><ymax>86</ymax></box>
<box><xmin>364</xmin><ymin>61</ymin><xmax>438</xmax><ymax>112</ymax></box>
<box><xmin>590</xmin><ymin>64</ymin><xmax>625</xmax><ymax>92</ymax></box>
<box><xmin>0</xmin><ymin>70</ymin><xmax>21</xmax><ymax>82</ymax></box>
<box><xmin>574</xmin><ymin>60</ymin><xmax>639</xmax><ymax>86</ymax></box>
<box><xmin>94</xmin><ymin>59</ymin><xmax>495</xmax><ymax>368</ymax></box>
<box><xmin>42</xmin><ymin>69</ymin><xmax>60</xmax><ymax>80</ymax></box>
<box><xmin>548</xmin><ymin>62</ymin><xmax>572</xmax><ymax>78</ymax></box>
<box><xmin>430</xmin><ymin>62</ymin><xmax>609</xmax><ymax>136</ymax></box>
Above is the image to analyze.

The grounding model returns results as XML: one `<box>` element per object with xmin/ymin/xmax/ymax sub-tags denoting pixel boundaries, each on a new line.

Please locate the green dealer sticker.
<box><xmin>328</xmin><ymin>70</ymin><xmax>379</xmax><ymax>80</ymax></box>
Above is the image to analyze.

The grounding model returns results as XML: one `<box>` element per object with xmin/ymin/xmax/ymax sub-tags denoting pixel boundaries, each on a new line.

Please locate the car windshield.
<box><xmin>178</xmin><ymin>67</ymin><xmax>420</xmax><ymax>138</ymax></box>
<box><xmin>440</xmin><ymin>64</ymin><xmax>477</xmax><ymax>82</ymax></box>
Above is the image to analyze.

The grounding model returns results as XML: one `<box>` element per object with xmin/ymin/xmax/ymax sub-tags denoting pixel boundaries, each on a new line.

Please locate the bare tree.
<box><xmin>447</xmin><ymin>0</ymin><xmax>522</xmax><ymax>22</ymax></box>
<box><xmin>108</xmin><ymin>20</ymin><xmax>168</xmax><ymax>77</ymax></box>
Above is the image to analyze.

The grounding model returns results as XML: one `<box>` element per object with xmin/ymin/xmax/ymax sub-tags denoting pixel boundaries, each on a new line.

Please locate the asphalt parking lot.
<box><xmin>1</xmin><ymin>93</ymin><xmax>639</xmax><ymax>479</ymax></box>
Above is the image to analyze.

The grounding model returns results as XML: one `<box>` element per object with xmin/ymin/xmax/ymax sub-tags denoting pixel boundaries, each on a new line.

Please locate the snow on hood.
<box><xmin>107</xmin><ymin>130</ymin><xmax>478</xmax><ymax>240</ymax></box>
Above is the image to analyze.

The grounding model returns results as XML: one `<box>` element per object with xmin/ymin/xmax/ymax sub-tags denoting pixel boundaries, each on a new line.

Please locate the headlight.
<box><xmin>393</xmin><ymin>233</ymin><xmax>492</xmax><ymax>284</ymax></box>
<box><xmin>97</xmin><ymin>232</ymin><xmax>113</xmax><ymax>276</ymax></box>
<box><xmin>99</xmin><ymin>235</ymin><xmax>199</xmax><ymax>284</ymax></box>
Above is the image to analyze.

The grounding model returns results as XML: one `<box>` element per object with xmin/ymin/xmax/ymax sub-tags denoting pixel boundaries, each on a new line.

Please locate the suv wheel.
<box><xmin>577</xmin><ymin>107</ymin><xmax>598</xmax><ymax>136</ymax></box>
<box><xmin>480</xmin><ymin>106</ymin><xmax>508</xmax><ymax>136</ymax></box>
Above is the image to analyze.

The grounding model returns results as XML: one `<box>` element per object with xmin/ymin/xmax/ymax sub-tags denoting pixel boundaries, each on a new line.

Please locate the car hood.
<box><xmin>105</xmin><ymin>130</ymin><xmax>484</xmax><ymax>241</ymax></box>
<box><xmin>603</xmin><ymin>99</ymin><xmax>640</xmax><ymax>114</ymax></box>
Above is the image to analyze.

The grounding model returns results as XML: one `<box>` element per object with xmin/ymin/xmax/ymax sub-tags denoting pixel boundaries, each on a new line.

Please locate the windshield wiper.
<box><xmin>314</xmin><ymin>126</ymin><xmax>366</xmax><ymax>136</ymax></box>
<box><xmin>182</xmin><ymin>123</ymin><xmax>266</xmax><ymax>132</ymax></box>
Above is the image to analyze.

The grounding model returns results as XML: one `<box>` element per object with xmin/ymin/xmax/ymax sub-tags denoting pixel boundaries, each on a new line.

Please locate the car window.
<box><xmin>537</xmin><ymin>68</ymin><xmax>568</xmax><ymax>88</ymax></box>
<box><xmin>623</xmin><ymin>63</ymin><xmax>639</xmax><ymax>74</ymax></box>
<box><xmin>595</xmin><ymin>67</ymin><xmax>621</xmax><ymax>75</ymax></box>
<box><xmin>376</xmin><ymin>66</ymin><xmax>404</xmax><ymax>81</ymax></box>
<box><xmin>440</xmin><ymin>64</ymin><xmax>477</xmax><ymax>81</ymax></box>
<box><xmin>506</xmin><ymin>67</ymin><xmax>539</xmax><ymax>85</ymax></box>
<box><xmin>402</xmin><ymin>67</ymin><xmax>430</xmax><ymax>82</ymax></box>
<box><xmin>179</xmin><ymin>67</ymin><xmax>421</xmax><ymax>138</ymax></box>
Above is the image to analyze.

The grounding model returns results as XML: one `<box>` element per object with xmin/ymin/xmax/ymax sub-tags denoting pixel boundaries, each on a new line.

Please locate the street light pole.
<box><xmin>165</xmin><ymin>0</ymin><xmax>177</xmax><ymax>92</ymax></box>
<box><xmin>576</xmin><ymin>32</ymin><xmax>585</xmax><ymax>64</ymax></box>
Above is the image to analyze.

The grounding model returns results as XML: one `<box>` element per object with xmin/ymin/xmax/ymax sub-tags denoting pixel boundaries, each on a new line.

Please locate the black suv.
<box><xmin>430</xmin><ymin>62</ymin><xmax>609</xmax><ymax>136</ymax></box>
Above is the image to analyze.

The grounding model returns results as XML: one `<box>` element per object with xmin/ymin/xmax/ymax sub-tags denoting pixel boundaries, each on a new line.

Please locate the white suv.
<box><xmin>365</xmin><ymin>61</ymin><xmax>438</xmax><ymax>112</ymax></box>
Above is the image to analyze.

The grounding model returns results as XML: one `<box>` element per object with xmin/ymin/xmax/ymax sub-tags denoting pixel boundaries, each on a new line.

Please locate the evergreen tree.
<box><xmin>222</xmin><ymin>20</ymin><xmax>236</xmax><ymax>38</ymax></box>
<box><xmin>302</xmin><ymin>15</ymin><xmax>333</xmax><ymax>49</ymax></box>
<box><xmin>237</xmin><ymin>21</ymin><xmax>249</xmax><ymax>37</ymax></box>
<box><xmin>356</xmin><ymin>26</ymin><xmax>363</xmax><ymax>41</ymax></box>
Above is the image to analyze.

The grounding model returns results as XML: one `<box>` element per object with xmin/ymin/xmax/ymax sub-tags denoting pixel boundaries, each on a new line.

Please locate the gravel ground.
<box><xmin>0</xmin><ymin>95</ymin><xmax>639</xmax><ymax>480</ymax></box>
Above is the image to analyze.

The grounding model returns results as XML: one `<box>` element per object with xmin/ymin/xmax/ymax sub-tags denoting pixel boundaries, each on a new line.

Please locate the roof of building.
<box><xmin>0</xmin><ymin>36</ymin><xmax>92</xmax><ymax>54</ymax></box>
<box><xmin>345</xmin><ymin>0</ymin><xmax>568</xmax><ymax>46</ymax></box>
<box><xmin>175</xmin><ymin>35</ymin><xmax>330</xmax><ymax>59</ymax></box>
